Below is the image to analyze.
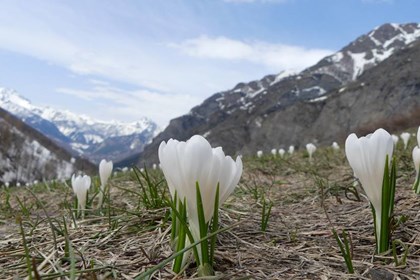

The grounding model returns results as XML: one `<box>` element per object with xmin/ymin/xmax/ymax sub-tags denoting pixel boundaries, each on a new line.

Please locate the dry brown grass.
<box><xmin>0</xmin><ymin>144</ymin><xmax>419</xmax><ymax>280</ymax></box>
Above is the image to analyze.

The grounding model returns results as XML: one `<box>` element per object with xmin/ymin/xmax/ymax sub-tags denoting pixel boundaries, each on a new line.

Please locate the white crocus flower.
<box><xmin>99</xmin><ymin>159</ymin><xmax>113</xmax><ymax>187</ymax></box>
<box><xmin>152</xmin><ymin>163</ymin><xmax>157</xmax><ymax>170</ymax></box>
<box><xmin>288</xmin><ymin>145</ymin><xmax>294</xmax><ymax>155</ymax></box>
<box><xmin>71</xmin><ymin>174</ymin><xmax>91</xmax><ymax>217</ymax></box>
<box><xmin>158</xmin><ymin>135</ymin><xmax>243</xmax><ymax>251</ymax></box>
<box><xmin>98</xmin><ymin>159</ymin><xmax>113</xmax><ymax>207</ymax></box>
<box><xmin>413</xmin><ymin>146</ymin><xmax>420</xmax><ymax>193</ymax></box>
<box><xmin>278</xmin><ymin>148</ymin><xmax>285</xmax><ymax>158</ymax></box>
<box><xmin>391</xmin><ymin>134</ymin><xmax>399</xmax><ymax>145</ymax></box>
<box><xmin>306</xmin><ymin>143</ymin><xmax>317</xmax><ymax>161</ymax></box>
<box><xmin>271</xmin><ymin>149</ymin><xmax>277</xmax><ymax>156</ymax></box>
<box><xmin>345</xmin><ymin>128</ymin><xmax>394</xmax><ymax>250</ymax></box>
<box><xmin>400</xmin><ymin>132</ymin><xmax>411</xmax><ymax>149</ymax></box>
<box><xmin>257</xmin><ymin>150</ymin><xmax>263</xmax><ymax>158</ymax></box>
<box><xmin>332</xmin><ymin>142</ymin><xmax>340</xmax><ymax>151</ymax></box>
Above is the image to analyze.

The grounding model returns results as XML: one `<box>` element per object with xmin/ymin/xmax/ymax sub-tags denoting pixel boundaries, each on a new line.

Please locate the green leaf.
<box><xmin>166</xmin><ymin>197</ymin><xmax>200</xmax><ymax>264</ymax></box>
<box><xmin>209</xmin><ymin>184</ymin><xmax>219</xmax><ymax>266</ymax></box>
<box><xmin>413</xmin><ymin>163</ymin><xmax>420</xmax><ymax>194</ymax></box>
<box><xmin>196</xmin><ymin>182</ymin><xmax>209</xmax><ymax>265</ymax></box>
<box><xmin>172</xmin><ymin>199</ymin><xmax>187</xmax><ymax>273</ymax></box>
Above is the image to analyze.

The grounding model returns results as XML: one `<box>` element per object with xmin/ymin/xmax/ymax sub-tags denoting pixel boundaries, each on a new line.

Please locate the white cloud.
<box><xmin>0</xmin><ymin>2</ymin><xmax>335</xmax><ymax>127</ymax></box>
<box><xmin>56</xmin><ymin>85</ymin><xmax>202</xmax><ymax>128</ymax></box>
<box><xmin>171</xmin><ymin>36</ymin><xmax>333</xmax><ymax>71</ymax></box>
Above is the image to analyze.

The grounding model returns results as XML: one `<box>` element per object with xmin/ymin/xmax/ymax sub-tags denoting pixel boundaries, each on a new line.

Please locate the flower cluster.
<box><xmin>159</xmin><ymin>135</ymin><xmax>242</xmax><ymax>275</ymax></box>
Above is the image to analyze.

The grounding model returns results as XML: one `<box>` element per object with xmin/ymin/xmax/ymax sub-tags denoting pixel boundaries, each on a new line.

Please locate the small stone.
<box><xmin>369</xmin><ymin>268</ymin><xmax>394</xmax><ymax>280</ymax></box>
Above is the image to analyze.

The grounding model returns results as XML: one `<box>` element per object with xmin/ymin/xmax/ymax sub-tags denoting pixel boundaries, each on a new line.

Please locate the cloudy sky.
<box><xmin>0</xmin><ymin>0</ymin><xmax>418</xmax><ymax>128</ymax></box>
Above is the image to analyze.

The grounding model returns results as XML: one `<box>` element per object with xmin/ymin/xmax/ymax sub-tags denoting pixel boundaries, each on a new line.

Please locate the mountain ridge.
<box><xmin>134</xmin><ymin>22</ymin><xmax>420</xmax><ymax>166</ymax></box>
<box><xmin>0</xmin><ymin>88</ymin><xmax>159</xmax><ymax>163</ymax></box>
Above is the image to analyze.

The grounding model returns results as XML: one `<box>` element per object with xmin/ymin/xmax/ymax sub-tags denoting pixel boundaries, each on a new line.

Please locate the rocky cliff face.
<box><xmin>133</xmin><ymin>23</ymin><xmax>420</xmax><ymax>166</ymax></box>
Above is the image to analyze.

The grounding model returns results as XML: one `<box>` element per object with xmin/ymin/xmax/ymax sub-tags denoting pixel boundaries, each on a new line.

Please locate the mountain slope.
<box><xmin>135</xmin><ymin>23</ymin><xmax>420</xmax><ymax>165</ymax></box>
<box><xmin>0</xmin><ymin>89</ymin><xmax>159</xmax><ymax>163</ymax></box>
<box><xmin>0</xmin><ymin>108</ymin><xmax>95</xmax><ymax>184</ymax></box>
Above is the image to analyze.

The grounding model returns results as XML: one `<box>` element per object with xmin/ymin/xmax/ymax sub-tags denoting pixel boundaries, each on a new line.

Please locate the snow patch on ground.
<box><xmin>302</xmin><ymin>86</ymin><xmax>326</xmax><ymax>96</ymax></box>
<box><xmin>270</xmin><ymin>69</ymin><xmax>296</xmax><ymax>86</ymax></box>
<box><xmin>309</xmin><ymin>96</ymin><xmax>328</xmax><ymax>103</ymax></box>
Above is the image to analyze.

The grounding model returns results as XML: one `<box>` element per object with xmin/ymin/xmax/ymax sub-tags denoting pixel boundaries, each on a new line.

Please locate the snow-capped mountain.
<box><xmin>0</xmin><ymin>107</ymin><xmax>95</xmax><ymax>184</ymax></box>
<box><xmin>306</xmin><ymin>22</ymin><xmax>420</xmax><ymax>81</ymax></box>
<box><xmin>0</xmin><ymin>88</ymin><xmax>159</xmax><ymax>163</ymax></box>
<box><xmin>136</xmin><ymin>22</ymin><xmax>420</xmax><ymax>165</ymax></box>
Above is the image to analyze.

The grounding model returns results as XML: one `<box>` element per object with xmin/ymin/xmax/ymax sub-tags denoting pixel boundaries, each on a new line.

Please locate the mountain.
<box><xmin>0</xmin><ymin>88</ymin><xmax>159</xmax><ymax>163</ymax></box>
<box><xmin>135</xmin><ymin>23</ymin><xmax>420</xmax><ymax>165</ymax></box>
<box><xmin>0</xmin><ymin>107</ymin><xmax>95</xmax><ymax>184</ymax></box>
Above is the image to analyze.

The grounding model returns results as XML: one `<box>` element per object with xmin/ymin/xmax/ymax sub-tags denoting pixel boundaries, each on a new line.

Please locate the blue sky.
<box><xmin>0</xmin><ymin>0</ymin><xmax>419</xmax><ymax>127</ymax></box>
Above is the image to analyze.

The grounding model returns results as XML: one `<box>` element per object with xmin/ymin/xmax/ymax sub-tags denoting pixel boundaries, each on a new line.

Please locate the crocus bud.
<box><xmin>345</xmin><ymin>128</ymin><xmax>394</xmax><ymax>252</ymax></box>
<box><xmin>257</xmin><ymin>150</ymin><xmax>263</xmax><ymax>158</ymax></box>
<box><xmin>288</xmin><ymin>145</ymin><xmax>294</xmax><ymax>155</ymax></box>
<box><xmin>71</xmin><ymin>174</ymin><xmax>91</xmax><ymax>217</ymax></box>
<box><xmin>99</xmin><ymin>159</ymin><xmax>113</xmax><ymax>187</ymax></box>
<box><xmin>332</xmin><ymin>142</ymin><xmax>340</xmax><ymax>151</ymax></box>
<box><xmin>400</xmin><ymin>132</ymin><xmax>411</xmax><ymax>149</ymax></box>
<box><xmin>98</xmin><ymin>159</ymin><xmax>113</xmax><ymax>207</ymax></box>
<box><xmin>278</xmin><ymin>148</ymin><xmax>285</xmax><ymax>158</ymax></box>
<box><xmin>271</xmin><ymin>149</ymin><xmax>277</xmax><ymax>156</ymax></box>
<box><xmin>306</xmin><ymin>143</ymin><xmax>316</xmax><ymax>160</ymax></box>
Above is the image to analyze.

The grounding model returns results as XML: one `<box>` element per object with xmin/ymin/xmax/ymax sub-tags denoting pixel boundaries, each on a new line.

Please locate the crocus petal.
<box><xmin>391</xmin><ymin>134</ymin><xmax>399</xmax><ymax>145</ymax></box>
<box><xmin>158</xmin><ymin>139</ymin><xmax>179</xmax><ymax>199</ymax></box>
<box><xmin>417</xmin><ymin>126</ymin><xmax>420</xmax><ymax>147</ymax></box>
<box><xmin>220</xmin><ymin>156</ymin><xmax>243</xmax><ymax>205</ymax></box>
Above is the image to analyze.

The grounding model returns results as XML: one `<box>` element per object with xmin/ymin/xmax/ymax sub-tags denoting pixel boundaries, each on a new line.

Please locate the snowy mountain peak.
<box><xmin>308</xmin><ymin>22</ymin><xmax>420</xmax><ymax>82</ymax></box>
<box><xmin>0</xmin><ymin>87</ymin><xmax>159</xmax><ymax>163</ymax></box>
<box><xmin>0</xmin><ymin>88</ymin><xmax>34</xmax><ymax>111</ymax></box>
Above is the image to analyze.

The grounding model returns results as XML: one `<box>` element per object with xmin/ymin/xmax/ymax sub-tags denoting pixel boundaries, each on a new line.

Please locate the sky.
<box><xmin>0</xmin><ymin>0</ymin><xmax>419</xmax><ymax>128</ymax></box>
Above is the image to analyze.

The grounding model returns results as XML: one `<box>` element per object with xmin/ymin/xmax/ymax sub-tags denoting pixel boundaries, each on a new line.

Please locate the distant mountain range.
<box><xmin>0</xmin><ymin>107</ymin><xmax>95</xmax><ymax>184</ymax></box>
<box><xmin>136</xmin><ymin>23</ymin><xmax>420</xmax><ymax>166</ymax></box>
<box><xmin>0</xmin><ymin>89</ymin><xmax>159</xmax><ymax>164</ymax></box>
